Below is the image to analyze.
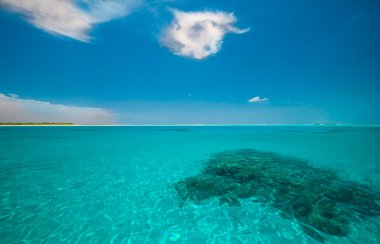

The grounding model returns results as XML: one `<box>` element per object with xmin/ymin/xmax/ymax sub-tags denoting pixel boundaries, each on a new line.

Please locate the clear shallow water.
<box><xmin>0</xmin><ymin>126</ymin><xmax>379</xmax><ymax>243</ymax></box>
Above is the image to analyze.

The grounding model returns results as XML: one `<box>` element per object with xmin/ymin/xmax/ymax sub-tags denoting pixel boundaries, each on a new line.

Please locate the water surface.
<box><xmin>0</xmin><ymin>126</ymin><xmax>379</xmax><ymax>243</ymax></box>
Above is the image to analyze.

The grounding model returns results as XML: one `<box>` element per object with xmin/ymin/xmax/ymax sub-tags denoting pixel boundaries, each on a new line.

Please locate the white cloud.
<box><xmin>86</xmin><ymin>0</ymin><xmax>141</xmax><ymax>23</ymax></box>
<box><xmin>248</xmin><ymin>96</ymin><xmax>269</xmax><ymax>103</ymax></box>
<box><xmin>161</xmin><ymin>9</ymin><xmax>249</xmax><ymax>59</ymax></box>
<box><xmin>0</xmin><ymin>94</ymin><xmax>116</xmax><ymax>124</ymax></box>
<box><xmin>0</xmin><ymin>0</ymin><xmax>142</xmax><ymax>42</ymax></box>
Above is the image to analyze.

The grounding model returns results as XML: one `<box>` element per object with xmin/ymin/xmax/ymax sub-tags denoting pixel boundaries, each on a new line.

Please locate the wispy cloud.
<box><xmin>0</xmin><ymin>94</ymin><xmax>116</xmax><ymax>124</ymax></box>
<box><xmin>161</xmin><ymin>9</ymin><xmax>249</xmax><ymax>59</ymax></box>
<box><xmin>0</xmin><ymin>0</ymin><xmax>142</xmax><ymax>42</ymax></box>
<box><xmin>247</xmin><ymin>96</ymin><xmax>269</xmax><ymax>103</ymax></box>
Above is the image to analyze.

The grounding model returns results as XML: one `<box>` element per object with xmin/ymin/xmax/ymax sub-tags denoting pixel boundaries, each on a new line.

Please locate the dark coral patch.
<box><xmin>174</xmin><ymin>149</ymin><xmax>380</xmax><ymax>241</ymax></box>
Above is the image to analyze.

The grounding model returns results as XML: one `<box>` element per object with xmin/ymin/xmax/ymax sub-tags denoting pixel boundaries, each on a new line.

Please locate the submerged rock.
<box><xmin>174</xmin><ymin>149</ymin><xmax>380</xmax><ymax>241</ymax></box>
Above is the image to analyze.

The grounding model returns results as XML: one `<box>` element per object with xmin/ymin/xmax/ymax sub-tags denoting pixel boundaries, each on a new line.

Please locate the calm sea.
<box><xmin>0</xmin><ymin>126</ymin><xmax>379</xmax><ymax>243</ymax></box>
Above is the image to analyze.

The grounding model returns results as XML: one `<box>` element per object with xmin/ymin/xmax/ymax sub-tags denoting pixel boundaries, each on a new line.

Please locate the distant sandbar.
<box><xmin>0</xmin><ymin>122</ymin><xmax>74</xmax><ymax>126</ymax></box>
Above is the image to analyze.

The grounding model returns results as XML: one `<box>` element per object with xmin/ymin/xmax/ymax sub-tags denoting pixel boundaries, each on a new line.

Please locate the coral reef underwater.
<box><xmin>174</xmin><ymin>149</ymin><xmax>380</xmax><ymax>242</ymax></box>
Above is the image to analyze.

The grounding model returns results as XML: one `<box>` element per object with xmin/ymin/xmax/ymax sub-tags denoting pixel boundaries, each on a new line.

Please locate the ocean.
<box><xmin>0</xmin><ymin>126</ymin><xmax>379</xmax><ymax>243</ymax></box>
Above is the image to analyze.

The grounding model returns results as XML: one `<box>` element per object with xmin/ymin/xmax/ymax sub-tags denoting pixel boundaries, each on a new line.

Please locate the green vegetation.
<box><xmin>0</xmin><ymin>122</ymin><xmax>74</xmax><ymax>125</ymax></box>
<box><xmin>174</xmin><ymin>149</ymin><xmax>380</xmax><ymax>242</ymax></box>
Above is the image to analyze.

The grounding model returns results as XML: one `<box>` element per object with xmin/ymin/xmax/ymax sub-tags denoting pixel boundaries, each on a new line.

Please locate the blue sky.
<box><xmin>0</xmin><ymin>0</ymin><xmax>380</xmax><ymax>124</ymax></box>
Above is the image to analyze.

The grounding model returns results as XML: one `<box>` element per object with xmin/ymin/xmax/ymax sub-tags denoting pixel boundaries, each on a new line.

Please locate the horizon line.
<box><xmin>1</xmin><ymin>124</ymin><xmax>380</xmax><ymax>127</ymax></box>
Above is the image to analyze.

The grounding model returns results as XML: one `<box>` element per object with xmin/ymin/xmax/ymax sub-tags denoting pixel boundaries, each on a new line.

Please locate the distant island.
<box><xmin>0</xmin><ymin>122</ymin><xmax>74</xmax><ymax>125</ymax></box>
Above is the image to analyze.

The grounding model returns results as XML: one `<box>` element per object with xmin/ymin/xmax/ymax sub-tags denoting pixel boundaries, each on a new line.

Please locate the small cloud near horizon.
<box><xmin>0</xmin><ymin>93</ymin><xmax>116</xmax><ymax>124</ymax></box>
<box><xmin>0</xmin><ymin>0</ymin><xmax>143</xmax><ymax>42</ymax></box>
<box><xmin>161</xmin><ymin>9</ymin><xmax>249</xmax><ymax>59</ymax></box>
<box><xmin>247</xmin><ymin>96</ymin><xmax>269</xmax><ymax>103</ymax></box>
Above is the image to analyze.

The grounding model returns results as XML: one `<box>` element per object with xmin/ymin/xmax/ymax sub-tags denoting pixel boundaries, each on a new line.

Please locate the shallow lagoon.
<box><xmin>0</xmin><ymin>126</ymin><xmax>379</xmax><ymax>243</ymax></box>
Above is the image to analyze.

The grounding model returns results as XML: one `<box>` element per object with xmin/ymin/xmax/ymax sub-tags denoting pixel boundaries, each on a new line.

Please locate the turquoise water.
<box><xmin>0</xmin><ymin>126</ymin><xmax>379</xmax><ymax>243</ymax></box>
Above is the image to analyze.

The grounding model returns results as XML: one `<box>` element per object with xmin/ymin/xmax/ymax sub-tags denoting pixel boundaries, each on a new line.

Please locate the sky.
<box><xmin>0</xmin><ymin>0</ymin><xmax>380</xmax><ymax>124</ymax></box>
